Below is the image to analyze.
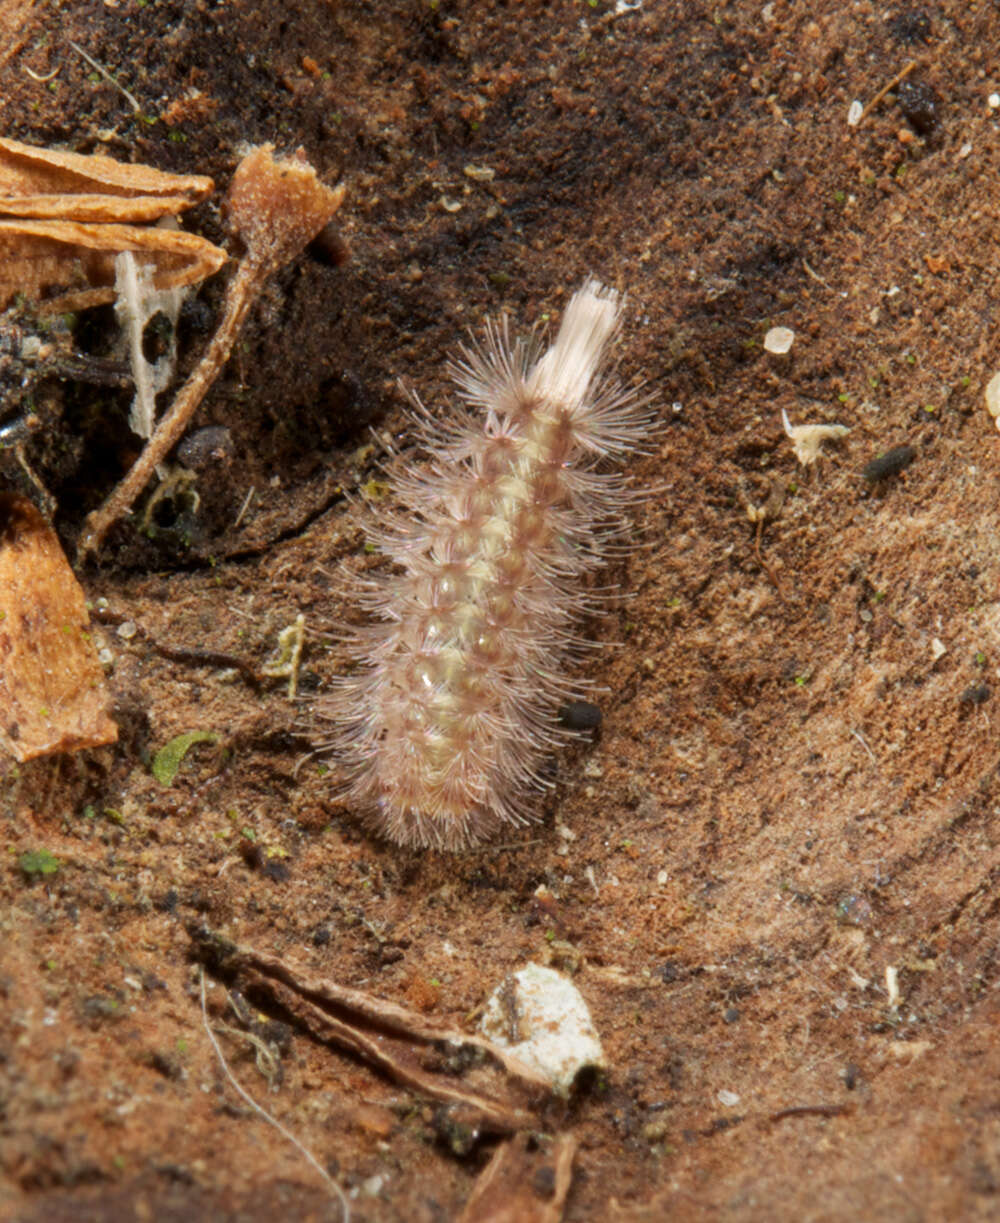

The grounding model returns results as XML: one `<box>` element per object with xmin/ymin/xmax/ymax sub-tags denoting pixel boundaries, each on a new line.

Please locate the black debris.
<box><xmin>862</xmin><ymin>444</ymin><xmax>915</xmax><ymax>482</ymax></box>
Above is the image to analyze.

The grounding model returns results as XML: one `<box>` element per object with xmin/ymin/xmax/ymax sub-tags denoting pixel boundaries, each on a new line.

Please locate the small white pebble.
<box><xmin>116</xmin><ymin>621</ymin><xmax>137</xmax><ymax>640</ymax></box>
<box><xmin>885</xmin><ymin>965</ymin><xmax>901</xmax><ymax>1008</ymax></box>
<box><xmin>847</xmin><ymin>99</ymin><xmax>864</xmax><ymax>127</ymax></box>
<box><xmin>763</xmin><ymin>326</ymin><xmax>795</xmax><ymax>355</ymax></box>
<box><xmin>959</xmin><ymin>142</ymin><xmax>973</xmax><ymax>159</ymax></box>
<box><xmin>930</xmin><ymin>638</ymin><xmax>947</xmax><ymax>661</ymax></box>
<box><xmin>985</xmin><ymin>371</ymin><xmax>1000</xmax><ymax>418</ymax></box>
<box><xmin>717</xmin><ymin>1089</ymin><xmax>741</xmax><ymax>1108</ymax></box>
<box><xmin>989</xmin><ymin>93</ymin><xmax>1000</xmax><ymax>110</ymax></box>
<box><xmin>439</xmin><ymin>195</ymin><xmax>462</xmax><ymax>213</ymax></box>
<box><xmin>656</xmin><ymin>869</ymin><xmax>668</xmax><ymax>886</ymax></box>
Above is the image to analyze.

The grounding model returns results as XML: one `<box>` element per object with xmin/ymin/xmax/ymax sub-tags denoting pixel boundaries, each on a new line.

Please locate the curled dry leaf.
<box><xmin>0</xmin><ymin>135</ymin><xmax>225</xmax><ymax>311</ymax></box>
<box><xmin>226</xmin><ymin>143</ymin><xmax>346</xmax><ymax>272</ymax></box>
<box><xmin>0</xmin><ymin>135</ymin><xmax>214</xmax><ymax>220</ymax></box>
<box><xmin>187</xmin><ymin>923</ymin><xmax>546</xmax><ymax>1137</ymax></box>
<box><xmin>0</xmin><ymin>493</ymin><xmax>116</xmax><ymax>761</ymax></box>
<box><xmin>0</xmin><ymin>219</ymin><xmax>226</xmax><ymax>314</ymax></box>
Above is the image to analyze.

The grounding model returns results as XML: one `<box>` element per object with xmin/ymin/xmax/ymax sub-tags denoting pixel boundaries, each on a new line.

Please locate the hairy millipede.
<box><xmin>325</xmin><ymin>279</ymin><xmax>654</xmax><ymax>850</ymax></box>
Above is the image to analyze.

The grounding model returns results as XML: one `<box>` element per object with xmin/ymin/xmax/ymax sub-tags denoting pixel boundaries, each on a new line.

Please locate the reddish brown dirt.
<box><xmin>4</xmin><ymin>1</ymin><xmax>1000</xmax><ymax>1219</ymax></box>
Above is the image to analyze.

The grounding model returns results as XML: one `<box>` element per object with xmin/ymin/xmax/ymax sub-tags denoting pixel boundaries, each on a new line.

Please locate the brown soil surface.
<box><xmin>4</xmin><ymin>1</ymin><xmax>1000</xmax><ymax>1219</ymax></box>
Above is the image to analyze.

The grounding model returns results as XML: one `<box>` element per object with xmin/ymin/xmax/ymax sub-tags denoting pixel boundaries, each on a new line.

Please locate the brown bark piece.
<box><xmin>459</xmin><ymin>1133</ymin><xmax>578</xmax><ymax>1223</ymax></box>
<box><xmin>0</xmin><ymin>493</ymin><xmax>117</xmax><ymax>761</ymax></box>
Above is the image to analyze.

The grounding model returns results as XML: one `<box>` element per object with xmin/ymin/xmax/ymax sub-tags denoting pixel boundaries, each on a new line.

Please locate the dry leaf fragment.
<box><xmin>0</xmin><ymin>493</ymin><xmax>116</xmax><ymax>760</ymax></box>
<box><xmin>0</xmin><ymin>135</ymin><xmax>226</xmax><ymax>312</ymax></box>
<box><xmin>0</xmin><ymin>135</ymin><xmax>213</xmax><ymax>221</ymax></box>
<box><xmin>225</xmin><ymin>144</ymin><xmax>346</xmax><ymax>271</ymax></box>
<box><xmin>781</xmin><ymin>408</ymin><xmax>850</xmax><ymax>465</ymax></box>
<box><xmin>0</xmin><ymin>217</ymin><xmax>225</xmax><ymax>313</ymax></box>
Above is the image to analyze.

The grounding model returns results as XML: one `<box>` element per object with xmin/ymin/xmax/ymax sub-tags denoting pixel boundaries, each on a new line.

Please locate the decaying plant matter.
<box><xmin>187</xmin><ymin>923</ymin><xmax>548</xmax><ymax>1139</ymax></box>
<box><xmin>0</xmin><ymin>135</ymin><xmax>225</xmax><ymax>311</ymax></box>
<box><xmin>459</xmin><ymin>1133</ymin><xmax>578</xmax><ymax>1223</ymax></box>
<box><xmin>0</xmin><ymin>493</ymin><xmax>116</xmax><ymax>760</ymax></box>
<box><xmin>80</xmin><ymin>144</ymin><xmax>345</xmax><ymax>555</ymax></box>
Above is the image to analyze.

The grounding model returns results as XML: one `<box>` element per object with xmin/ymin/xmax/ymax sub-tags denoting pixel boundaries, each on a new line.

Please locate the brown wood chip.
<box><xmin>0</xmin><ymin>494</ymin><xmax>117</xmax><ymax>760</ymax></box>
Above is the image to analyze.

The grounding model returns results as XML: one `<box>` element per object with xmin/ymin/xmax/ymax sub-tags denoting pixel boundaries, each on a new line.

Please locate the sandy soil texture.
<box><xmin>3</xmin><ymin>2</ymin><xmax>1000</xmax><ymax>1219</ymax></box>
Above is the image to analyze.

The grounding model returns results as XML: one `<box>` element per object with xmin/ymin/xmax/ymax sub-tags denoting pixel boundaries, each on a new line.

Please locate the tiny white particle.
<box><xmin>885</xmin><ymin>965</ymin><xmax>901</xmax><ymax>1008</ymax></box>
<box><xmin>985</xmin><ymin>371</ymin><xmax>1000</xmax><ymax>418</ymax></box>
<box><xmin>990</xmin><ymin>93</ymin><xmax>1000</xmax><ymax>110</ymax></box>
<box><xmin>847</xmin><ymin>99</ymin><xmax>863</xmax><ymax>127</ymax></box>
<box><xmin>763</xmin><ymin>326</ymin><xmax>795</xmax><ymax>355</ymax></box>
<box><xmin>717</xmin><ymin>1089</ymin><xmax>741</xmax><ymax>1108</ymax></box>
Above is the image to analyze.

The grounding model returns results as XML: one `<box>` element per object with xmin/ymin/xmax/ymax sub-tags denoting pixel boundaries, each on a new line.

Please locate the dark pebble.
<box><xmin>862</xmin><ymin>444</ymin><xmax>915</xmax><ymax>482</ymax></box>
<box><xmin>960</xmin><ymin>684</ymin><xmax>991</xmax><ymax>706</ymax></box>
<box><xmin>533</xmin><ymin>1167</ymin><xmax>557</xmax><ymax>1198</ymax></box>
<box><xmin>559</xmin><ymin>700</ymin><xmax>602</xmax><ymax>730</ymax></box>
<box><xmin>897</xmin><ymin>80</ymin><xmax>939</xmax><ymax>137</ymax></box>
<box><xmin>723</xmin><ymin>1007</ymin><xmax>740</xmax><ymax>1024</ymax></box>
<box><xmin>177</xmin><ymin>426</ymin><xmax>235</xmax><ymax>470</ymax></box>
<box><xmin>156</xmin><ymin>887</ymin><xmax>179</xmax><ymax>913</ymax></box>
<box><xmin>263</xmin><ymin>860</ymin><xmax>291</xmax><ymax>883</ymax></box>
<box><xmin>180</xmin><ymin>295</ymin><xmax>215</xmax><ymax>335</ymax></box>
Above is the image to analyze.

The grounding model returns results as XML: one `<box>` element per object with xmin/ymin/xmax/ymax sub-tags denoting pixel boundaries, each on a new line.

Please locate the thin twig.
<box><xmin>754</xmin><ymin>517</ymin><xmax>788</xmax><ymax>603</ymax></box>
<box><xmin>856</xmin><ymin>60</ymin><xmax>918</xmax><ymax>128</ymax></box>
<box><xmin>24</xmin><ymin>64</ymin><xmax>60</xmax><ymax>83</ymax></box>
<box><xmin>802</xmin><ymin>258</ymin><xmax>836</xmax><ymax>293</ymax></box>
<box><xmin>850</xmin><ymin>727</ymin><xmax>877</xmax><ymax>764</ymax></box>
<box><xmin>232</xmin><ymin>485</ymin><xmax>256</xmax><ymax>529</ymax></box>
<box><xmin>768</xmin><ymin>1103</ymin><xmax>851</xmax><ymax>1122</ymax></box>
<box><xmin>199</xmin><ymin>968</ymin><xmax>350</xmax><ymax>1222</ymax></box>
<box><xmin>68</xmin><ymin>40</ymin><xmax>142</xmax><ymax>113</ymax></box>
